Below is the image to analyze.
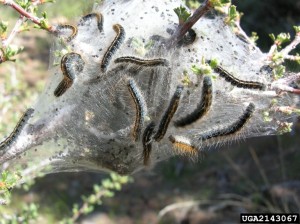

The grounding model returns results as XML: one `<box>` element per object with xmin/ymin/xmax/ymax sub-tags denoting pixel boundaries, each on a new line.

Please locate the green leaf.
<box><xmin>39</xmin><ymin>18</ymin><xmax>51</xmax><ymax>30</ymax></box>
<box><xmin>102</xmin><ymin>179</ymin><xmax>113</xmax><ymax>189</ymax></box>
<box><xmin>83</xmin><ymin>205</ymin><xmax>94</xmax><ymax>214</ymax></box>
<box><xmin>42</xmin><ymin>11</ymin><xmax>48</xmax><ymax>19</ymax></box>
<box><xmin>277</xmin><ymin>33</ymin><xmax>290</xmax><ymax>44</ymax></box>
<box><xmin>271</xmin><ymin>52</ymin><xmax>284</xmax><ymax>65</ymax></box>
<box><xmin>0</xmin><ymin>20</ymin><xmax>8</xmax><ymax>37</ymax></box>
<box><xmin>229</xmin><ymin>5</ymin><xmax>238</xmax><ymax>20</ymax></box>
<box><xmin>263</xmin><ymin>111</ymin><xmax>272</xmax><ymax>122</ymax></box>
<box><xmin>220</xmin><ymin>0</ymin><xmax>231</xmax><ymax>4</ymax></box>
<box><xmin>16</xmin><ymin>0</ymin><xmax>31</xmax><ymax>9</ymax></box>
<box><xmin>208</xmin><ymin>58</ymin><xmax>218</xmax><ymax>69</ymax></box>
<box><xmin>210</xmin><ymin>0</ymin><xmax>222</xmax><ymax>7</ymax></box>
<box><xmin>174</xmin><ymin>6</ymin><xmax>191</xmax><ymax>24</ymax></box>
<box><xmin>185</xmin><ymin>0</ymin><xmax>200</xmax><ymax>9</ymax></box>
<box><xmin>269</xmin><ymin>33</ymin><xmax>276</xmax><ymax>42</ymax></box>
<box><xmin>88</xmin><ymin>195</ymin><xmax>97</xmax><ymax>204</ymax></box>
<box><xmin>19</xmin><ymin>22</ymin><xmax>31</xmax><ymax>32</ymax></box>
<box><xmin>110</xmin><ymin>172</ymin><xmax>118</xmax><ymax>181</ymax></box>
<box><xmin>3</xmin><ymin>45</ymin><xmax>24</xmax><ymax>61</ymax></box>
<box><xmin>210</xmin><ymin>0</ymin><xmax>231</xmax><ymax>7</ymax></box>
<box><xmin>93</xmin><ymin>184</ymin><xmax>101</xmax><ymax>193</ymax></box>
<box><xmin>273</xmin><ymin>64</ymin><xmax>286</xmax><ymax>79</ymax></box>
<box><xmin>277</xmin><ymin>122</ymin><xmax>293</xmax><ymax>134</ymax></box>
<box><xmin>1</xmin><ymin>171</ymin><xmax>8</xmax><ymax>181</ymax></box>
<box><xmin>72</xmin><ymin>204</ymin><xmax>79</xmax><ymax>214</ymax></box>
<box><xmin>144</xmin><ymin>40</ymin><xmax>154</xmax><ymax>50</ymax></box>
<box><xmin>114</xmin><ymin>182</ymin><xmax>121</xmax><ymax>190</ymax></box>
<box><xmin>225</xmin><ymin>5</ymin><xmax>240</xmax><ymax>26</ymax></box>
<box><xmin>293</xmin><ymin>26</ymin><xmax>300</xmax><ymax>33</ymax></box>
<box><xmin>104</xmin><ymin>190</ymin><xmax>114</xmax><ymax>197</ymax></box>
<box><xmin>294</xmin><ymin>53</ymin><xmax>300</xmax><ymax>64</ymax></box>
<box><xmin>270</xmin><ymin>33</ymin><xmax>290</xmax><ymax>46</ymax></box>
<box><xmin>250</xmin><ymin>32</ymin><xmax>259</xmax><ymax>43</ymax></box>
<box><xmin>191</xmin><ymin>63</ymin><xmax>212</xmax><ymax>75</ymax></box>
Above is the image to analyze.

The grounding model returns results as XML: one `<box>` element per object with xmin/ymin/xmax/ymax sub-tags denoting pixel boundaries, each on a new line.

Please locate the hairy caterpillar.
<box><xmin>153</xmin><ymin>85</ymin><xmax>184</xmax><ymax>142</ymax></box>
<box><xmin>168</xmin><ymin>135</ymin><xmax>197</xmax><ymax>157</ymax></box>
<box><xmin>174</xmin><ymin>76</ymin><xmax>213</xmax><ymax>127</ymax></box>
<box><xmin>0</xmin><ymin>109</ymin><xmax>34</xmax><ymax>155</ymax></box>
<box><xmin>142</xmin><ymin>122</ymin><xmax>155</xmax><ymax>166</ymax></box>
<box><xmin>115</xmin><ymin>56</ymin><xmax>169</xmax><ymax>67</ymax></box>
<box><xmin>212</xmin><ymin>64</ymin><xmax>266</xmax><ymax>90</ymax></box>
<box><xmin>79</xmin><ymin>13</ymin><xmax>103</xmax><ymax>32</ymax></box>
<box><xmin>55</xmin><ymin>24</ymin><xmax>78</xmax><ymax>42</ymax></box>
<box><xmin>54</xmin><ymin>52</ymin><xmax>85</xmax><ymax>97</ymax></box>
<box><xmin>127</xmin><ymin>78</ymin><xmax>148</xmax><ymax>141</ymax></box>
<box><xmin>101</xmin><ymin>24</ymin><xmax>125</xmax><ymax>72</ymax></box>
<box><xmin>198</xmin><ymin>103</ymin><xmax>255</xmax><ymax>141</ymax></box>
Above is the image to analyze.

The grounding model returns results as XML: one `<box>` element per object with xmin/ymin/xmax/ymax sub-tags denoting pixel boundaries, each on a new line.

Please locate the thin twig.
<box><xmin>273</xmin><ymin>106</ymin><xmax>300</xmax><ymax>115</ymax></box>
<box><xmin>283</xmin><ymin>54</ymin><xmax>300</xmax><ymax>61</ymax></box>
<box><xmin>234</xmin><ymin>21</ymin><xmax>259</xmax><ymax>51</ymax></box>
<box><xmin>248</xmin><ymin>147</ymin><xmax>270</xmax><ymax>188</ymax></box>
<box><xmin>271</xmin><ymin>83</ymin><xmax>300</xmax><ymax>95</ymax></box>
<box><xmin>271</xmin><ymin>73</ymin><xmax>300</xmax><ymax>95</ymax></box>
<box><xmin>267</xmin><ymin>32</ymin><xmax>300</xmax><ymax>61</ymax></box>
<box><xmin>167</xmin><ymin>0</ymin><xmax>213</xmax><ymax>49</ymax></box>
<box><xmin>281</xmin><ymin>33</ymin><xmax>300</xmax><ymax>57</ymax></box>
<box><xmin>223</xmin><ymin>152</ymin><xmax>259</xmax><ymax>192</ymax></box>
<box><xmin>2</xmin><ymin>16</ymin><xmax>25</xmax><ymax>48</ymax></box>
<box><xmin>278</xmin><ymin>86</ymin><xmax>300</xmax><ymax>95</ymax></box>
<box><xmin>276</xmin><ymin>73</ymin><xmax>300</xmax><ymax>84</ymax></box>
<box><xmin>2</xmin><ymin>0</ymin><xmax>54</xmax><ymax>32</ymax></box>
<box><xmin>276</xmin><ymin>136</ymin><xmax>286</xmax><ymax>181</ymax></box>
<box><xmin>267</xmin><ymin>44</ymin><xmax>278</xmax><ymax>59</ymax></box>
<box><xmin>158</xmin><ymin>200</ymin><xmax>201</xmax><ymax>219</ymax></box>
<box><xmin>158</xmin><ymin>199</ymin><xmax>270</xmax><ymax>221</ymax></box>
<box><xmin>71</xmin><ymin>189</ymin><xmax>109</xmax><ymax>222</ymax></box>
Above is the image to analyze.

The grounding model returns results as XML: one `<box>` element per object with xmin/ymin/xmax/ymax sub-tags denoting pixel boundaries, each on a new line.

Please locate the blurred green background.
<box><xmin>0</xmin><ymin>0</ymin><xmax>300</xmax><ymax>223</ymax></box>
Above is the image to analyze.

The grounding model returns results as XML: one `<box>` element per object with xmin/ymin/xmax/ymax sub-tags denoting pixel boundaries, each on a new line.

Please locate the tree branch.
<box><xmin>2</xmin><ymin>16</ymin><xmax>25</xmax><ymax>48</ymax></box>
<box><xmin>2</xmin><ymin>0</ymin><xmax>54</xmax><ymax>32</ymax></box>
<box><xmin>281</xmin><ymin>33</ymin><xmax>300</xmax><ymax>57</ymax></box>
<box><xmin>167</xmin><ymin>0</ymin><xmax>213</xmax><ymax>49</ymax></box>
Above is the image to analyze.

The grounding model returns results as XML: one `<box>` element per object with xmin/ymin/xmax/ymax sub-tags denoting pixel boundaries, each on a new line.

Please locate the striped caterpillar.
<box><xmin>211</xmin><ymin>63</ymin><xmax>266</xmax><ymax>90</ymax></box>
<box><xmin>0</xmin><ymin>109</ymin><xmax>34</xmax><ymax>155</ymax></box>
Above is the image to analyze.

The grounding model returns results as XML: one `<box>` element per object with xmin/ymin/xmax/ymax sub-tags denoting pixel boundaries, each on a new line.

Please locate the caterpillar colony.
<box><xmin>0</xmin><ymin>0</ymin><xmax>299</xmax><ymax>180</ymax></box>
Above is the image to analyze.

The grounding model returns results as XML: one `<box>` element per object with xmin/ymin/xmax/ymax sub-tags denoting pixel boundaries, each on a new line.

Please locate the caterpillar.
<box><xmin>127</xmin><ymin>78</ymin><xmax>148</xmax><ymax>141</ymax></box>
<box><xmin>154</xmin><ymin>85</ymin><xmax>184</xmax><ymax>142</ymax></box>
<box><xmin>142</xmin><ymin>122</ymin><xmax>155</xmax><ymax>166</ymax></box>
<box><xmin>114</xmin><ymin>56</ymin><xmax>169</xmax><ymax>67</ymax></box>
<box><xmin>79</xmin><ymin>13</ymin><xmax>103</xmax><ymax>32</ymax></box>
<box><xmin>0</xmin><ymin>108</ymin><xmax>34</xmax><ymax>154</ymax></box>
<box><xmin>212</xmin><ymin>64</ymin><xmax>266</xmax><ymax>90</ymax></box>
<box><xmin>178</xmin><ymin>28</ymin><xmax>197</xmax><ymax>46</ymax></box>
<box><xmin>55</xmin><ymin>24</ymin><xmax>78</xmax><ymax>42</ymax></box>
<box><xmin>169</xmin><ymin>135</ymin><xmax>198</xmax><ymax>157</ymax></box>
<box><xmin>174</xmin><ymin>76</ymin><xmax>213</xmax><ymax>127</ymax></box>
<box><xmin>101</xmin><ymin>24</ymin><xmax>125</xmax><ymax>72</ymax></box>
<box><xmin>54</xmin><ymin>52</ymin><xmax>85</xmax><ymax>97</ymax></box>
<box><xmin>199</xmin><ymin>103</ymin><xmax>255</xmax><ymax>141</ymax></box>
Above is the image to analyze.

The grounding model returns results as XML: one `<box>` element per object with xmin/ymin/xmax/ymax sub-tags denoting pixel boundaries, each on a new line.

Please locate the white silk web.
<box><xmin>0</xmin><ymin>0</ymin><xmax>299</xmax><ymax>180</ymax></box>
